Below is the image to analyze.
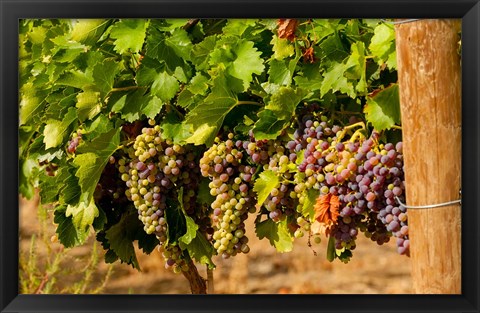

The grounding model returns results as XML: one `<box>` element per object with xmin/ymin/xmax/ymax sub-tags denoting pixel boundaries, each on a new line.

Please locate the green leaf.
<box><xmin>145</xmin><ymin>25</ymin><xmax>183</xmax><ymax>72</ymax></box>
<box><xmin>76</xmin><ymin>90</ymin><xmax>101</xmax><ymax>122</ymax></box>
<box><xmin>110</xmin><ymin>89</ymin><xmax>163</xmax><ymax>122</ymax></box>
<box><xmin>105</xmin><ymin>212</ymin><xmax>140</xmax><ymax>269</ymax></box>
<box><xmin>54</xmin><ymin>205</ymin><xmax>90</xmax><ymax>248</ymax></box>
<box><xmin>160</xmin><ymin>111</ymin><xmax>191</xmax><ymax>143</ymax></box>
<box><xmin>222</xmin><ymin>19</ymin><xmax>257</xmax><ymax>37</ymax></box>
<box><xmin>268</xmin><ymin>59</ymin><xmax>293</xmax><ymax>86</ymax></box>
<box><xmin>92</xmin><ymin>207</ymin><xmax>107</xmax><ymax>231</ymax></box>
<box><xmin>136</xmin><ymin>231</ymin><xmax>160</xmax><ymax>255</ymax></box>
<box><xmin>253</xmin><ymin>170</ymin><xmax>280</xmax><ymax>206</ymax></box>
<box><xmin>265</xmin><ymin>86</ymin><xmax>305</xmax><ymax>120</ymax></box>
<box><xmin>110</xmin><ymin>19</ymin><xmax>148</xmax><ymax>54</ymax></box>
<box><xmin>364</xmin><ymin>84</ymin><xmax>400</xmax><ymax>131</ymax></box>
<box><xmin>184</xmin><ymin>75</ymin><xmax>239</xmax><ymax>146</ymax></box>
<box><xmin>177</xmin><ymin>188</ymin><xmax>198</xmax><ymax>246</ymax></box>
<box><xmin>271</xmin><ymin>35</ymin><xmax>294</xmax><ymax>60</ymax></box>
<box><xmin>300</xmin><ymin>188</ymin><xmax>319</xmax><ymax>222</ymax></box>
<box><xmin>74</xmin><ymin>128</ymin><xmax>121</xmax><ymax>204</ymax></box>
<box><xmin>165</xmin><ymin>28</ymin><xmax>193</xmax><ymax>61</ymax></box>
<box><xmin>19</xmin><ymin>158</ymin><xmax>38</xmax><ymax>200</ymax></box>
<box><xmin>19</xmin><ymin>83</ymin><xmax>49</xmax><ymax>126</ymax></box>
<box><xmin>151</xmin><ymin>72</ymin><xmax>179</xmax><ymax>102</ymax></box>
<box><xmin>188</xmin><ymin>73</ymin><xmax>209</xmax><ymax>95</ymax></box>
<box><xmin>369</xmin><ymin>23</ymin><xmax>397</xmax><ymax>69</ymax></box>
<box><xmin>86</xmin><ymin>114</ymin><xmax>114</xmax><ymax>139</ymax></box>
<box><xmin>197</xmin><ymin>177</ymin><xmax>215</xmax><ymax>206</ymax></box>
<box><xmin>191</xmin><ymin>35</ymin><xmax>216</xmax><ymax>70</ymax></box>
<box><xmin>66</xmin><ymin>198</ymin><xmax>99</xmax><ymax>232</ymax></box>
<box><xmin>71</xmin><ymin>19</ymin><xmax>109</xmax><ymax>46</ymax></box>
<box><xmin>320</xmin><ymin>62</ymin><xmax>355</xmax><ymax>98</ymax></box>
<box><xmin>164</xmin><ymin>201</ymin><xmax>187</xmax><ymax>245</ymax></box>
<box><xmin>60</xmin><ymin>168</ymin><xmax>82</xmax><ymax>206</ymax></box>
<box><xmin>294</xmin><ymin>62</ymin><xmax>323</xmax><ymax>91</ymax></box>
<box><xmin>93</xmin><ymin>59</ymin><xmax>120</xmax><ymax>97</ymax></box>
<box><xmin>43</xmin><ymin>107</ymin><xmax>77</xmax><ymax>149</ymax></box>
<box><xmin>183</xmin><ymin>231</ymin><xmax>215</xmax><ymax>269</ymax></box>
<box><xmin>227</xmin><ymin>40</ymin><xmax>265</xmax><ymax>91</ymax></box>
<box><xmin>255</xmin><ymin>219</ymin><xmax>293</xmax><ymax>253</ymax></box>
<box><xmin>344</xmin><ymin>42</ymin><xmax>367</xmax><ymax>94</ymax></box>
<box><xmin>252</xmin><ymin>109</ymin><xmax>289</xmax><ymax>140</ymax></box>
<box><xmin>56</xmin><ymin>70</ymin><xmax>95</xmax><ymax>90</ymax></box>
<box><xmin>44</xmin><ymin>93</ymin><xmax>77</xmax><ymax>121</ymax></box>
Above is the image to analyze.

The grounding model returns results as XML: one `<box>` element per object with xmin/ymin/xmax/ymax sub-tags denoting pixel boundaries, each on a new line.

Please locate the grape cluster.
<box><xmin>119</xmin><ymin>122</ymin><xmax>202</xmax><ymax>272</ymax></box>
<box><xmin>199</xmin><ymin>134</ymin><xmax>254</xmax><ymax>258</ymax></box>
<box><xmin>285</xmin><ymin>108</ymin><xmax>408</xmax><ymax>259</ymax></box>
<box><xmin>244</xmin><ymin>136</ymin><xmax>297</xmax><ymax>222</ymax></box>
<box><xmin>67</xmin><ymin>130</ymin><xmax>82</xmax><ymax>154</ymax></box>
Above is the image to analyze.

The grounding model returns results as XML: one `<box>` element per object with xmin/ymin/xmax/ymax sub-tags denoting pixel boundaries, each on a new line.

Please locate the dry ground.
<box><xmin>19</xmin><ymin>195</ymin><xmax>412</xmax><ymax>294</ymax></box>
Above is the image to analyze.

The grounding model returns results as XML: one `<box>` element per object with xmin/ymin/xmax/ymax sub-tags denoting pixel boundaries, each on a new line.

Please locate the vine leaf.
<box><xmin>110</xmin><ymin>19</ymin><xmax>148</xmax><ymax>54</ymax></box>
<box><xmin>19</xmin><ymin>83</ymin><xmax>49</xmax><ymax>126</ymax></box>
<box><xmin>54</xmin><ymin>205</ymin><xmax>90</xmax><ymax>248</ymax></box>
<box><xmin>277</xmin><ymin>19</ymin><xmax>298</xmax><ymax>41</ymax></box>
<box><xmin>76</xmin><ymin>89</ymin><xmax>101</xmax><ymax>122</ymax></box>
<box><xmin>105</xmin><ymin>212</ymin><xmax>140</xmax><ymax>270</ymax></box>
<box><xmin>178</xmin><ymin>188</ymin><xmax>199</xmax><ymax>246</ymax></box>
<box><xmin>74</xmin><ymin>128</ymin><xmax>121</xmax><ymax>204</ymax></box>
<box><xmin>43</xmin><ymin>107</ymin><xmax>77</xmax><ymax>149</ymax></box>
<box><xmin>110</xmin><ymin>89</ymin><xmax>163</xmax><ymax>122</ymax></box>
<box><xmin>71</xmin><ymin>19</ymin><xmax>109</xmax><ymax>46</ymax></box>
<box><xmin>184</xmin><ymin>75</ymin><xmax>239</xmax><ymax>146</ymax></box>
<box><xmin>369</xmin><ymin>23</ymin><xmax>397</xmax><ymax>69</ymax></box>
<box><xmin>227</xmin><ymin>40</ymin><xmax>265</xmax><ymax>91</ymax></box>
<box><xmin>271</xmin><ymin>35</ymin><xmax>294</xmax><ymax>60</ymax></box>
<box><xmin>160</xmin><ymin>111</ymin><xmax>191</xmax><ymax>143</ymax></box>
<box><xmin>255</xmin><ymin>219</ymin><xmax>294</xmax><ymax>253</ymax></box>
<box><xmin>66</xmin><ymin>198</ymin><xmax>99</xmax><ymax>233</ymax></box>
<box><xmin>92</xmin><ymin>59</ymin><xmax>121</xmax><ymax>97</ymax></box>
<box><xmin>300</xmin><ymin>188</ymin><xmax>320</xmax><ymax>222</ymax></box>
<box><xmin>151</xmin><ymin>71</ymin><xmax>180</xmax><ymax>102</ymax></box>
<box><xmin>183</xmin><ymin>231</ymin><xmax>215</xmax><ymax>269</ymax></box>
<box><xmin>252</xmin><ymin>109</ymin><xmax>289</xmax><ymax>140</ymax></box>
<box><xmin>314</xmin><ymin>193</ymin><xmax>340</xmax><ymax>236</ymax></box>
<box><xmin>321</xmin><ymin>62</ymin><xmax>355</xmax><ymax>98</ymax></box>
<box><xmin>364</xmin><ymin>84</ymin><xmax>400</xmax><ymax>131</ymax></box>
<box><xmin>253</xmin><ymin>170</ymin><xmax>280</xmax><ymax>207</ymax></box>
<box><xmin>265</xmin><ymin>86</ymin><xmax>305</xmax><ymax>120</ymax></box>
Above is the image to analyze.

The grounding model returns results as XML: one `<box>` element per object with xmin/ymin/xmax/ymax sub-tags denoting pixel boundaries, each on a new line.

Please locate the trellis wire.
<box><xmin>395</xmin><ymin>190</ymin><xmax>462</xmax><ymax>209</ymax></box>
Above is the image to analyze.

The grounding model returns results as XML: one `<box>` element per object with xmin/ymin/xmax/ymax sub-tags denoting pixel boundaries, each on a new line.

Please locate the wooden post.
<box><xmin>395</xmin><ymin>19</ymin><xmax>461</xmax><ymax>294</ymax></box>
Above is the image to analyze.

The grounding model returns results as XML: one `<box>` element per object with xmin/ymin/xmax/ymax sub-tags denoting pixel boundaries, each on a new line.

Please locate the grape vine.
<box><xmin>19</xmin><ymin>18</ymin><xmax>405</xmax><ymax>288</ymax></box>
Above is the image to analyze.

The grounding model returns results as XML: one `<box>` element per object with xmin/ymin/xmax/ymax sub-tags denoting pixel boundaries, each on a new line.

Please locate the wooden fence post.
<box><xmin>395</xmin><ymin>19</ymin><xmax>462</xmax><ymax>294</ymax></box>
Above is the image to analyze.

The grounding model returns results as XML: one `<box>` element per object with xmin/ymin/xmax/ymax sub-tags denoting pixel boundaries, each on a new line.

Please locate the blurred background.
<box><xmin>19</xmin><ymin>194</ymin><xmax>412</xmax><ymax>294</ymax></box>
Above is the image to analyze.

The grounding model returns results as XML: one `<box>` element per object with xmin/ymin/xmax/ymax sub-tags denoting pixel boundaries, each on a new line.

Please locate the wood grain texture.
<box><xmin>395</xmin><ymin>19</ymin><xmax>461</xmax><ymax>294</ymax></box>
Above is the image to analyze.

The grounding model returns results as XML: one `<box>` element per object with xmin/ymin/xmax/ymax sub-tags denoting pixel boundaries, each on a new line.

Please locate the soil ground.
<box><xmin>19</xmin><ymin>195</ymin><xmax>412</xmax><ymax>294</ymax></box>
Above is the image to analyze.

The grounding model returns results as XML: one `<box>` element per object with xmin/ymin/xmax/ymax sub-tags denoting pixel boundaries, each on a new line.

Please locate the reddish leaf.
<box><xmin>302</xmin><ymin>46</ymin><xmax>315</xmax><ymax>63</ymax></box>
<box><xmin>277</xmin><ymin>19</ymin><xmax>298</xmax><ymax>41</ymax></box>
<box><xmin>314</xmin><ymin>194</ymin><xmax>340</xmax><ymax>235</ymax></box>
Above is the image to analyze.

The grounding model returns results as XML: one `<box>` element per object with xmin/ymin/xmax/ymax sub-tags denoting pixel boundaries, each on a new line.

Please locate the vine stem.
<box><xmin>181</xmin><ymin>258</ymin><xmax>207</xmax><ymax>294</ymax></box>
<box><xmin>109</xmin><ymin>86</ymin><xmax>146</xmax><ymax>93</ymax></box>
<box><xmin>236</xmin><ymin>101</ymin><xmax>262</xmax><ymax>106</ymax></box>
<box><xmin>207</xmin><ymin>266</ymin><xmax>214</xmax><ymax>294</ymax></box>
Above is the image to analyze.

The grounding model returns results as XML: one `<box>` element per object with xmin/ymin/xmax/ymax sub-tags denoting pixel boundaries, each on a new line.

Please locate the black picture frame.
<box><xmin>1</xmin><ymin>0</ymin><xmax>479</xmax><ymax>312</ymax></box>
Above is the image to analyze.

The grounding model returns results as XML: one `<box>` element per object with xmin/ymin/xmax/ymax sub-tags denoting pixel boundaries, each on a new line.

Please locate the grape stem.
<box><xmin>335</xmin><ymin>121</ymin><xmax>366</xmax><ymax>143</ymax></box>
